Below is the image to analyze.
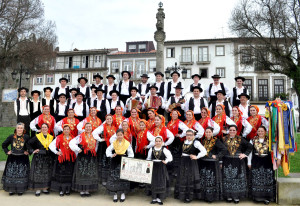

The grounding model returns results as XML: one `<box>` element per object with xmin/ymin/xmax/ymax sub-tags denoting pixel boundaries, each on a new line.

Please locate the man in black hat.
<box><xmin>109</xmin><ymin>90</ymin><xmax>125</xmax><ymax>115</ymax></box>
<box><xmin>125</xmin><ymin>87</ymin><xmax>143</xmax><ymax>118</ymax></box>
<box><xmin>188</xmin><ymin>74</ymin><xmax>202</xmax><ymax>92</ymax></box>
<box><xmin>42</xmin><ymin>87</ymin><xmax>56</xmax><ymax>116</ymax></box>
<box><xmin>164</xmin><ymin>71</ymin><xmax>183</xmax><ymax>101</ymax></box>
<box><xmin>53</xmin><ymin>77</ymin><xmax>70</xmax><ymax>100</ymax></box>
<box><xmin>54</xmin><ymin>93</ymin><xmax>69</xmax><ymax>122</ymax></box>
<box><xmin>166</xmin><ymin>85</ymin><xmax>186</xmax><ymax>121</ymax></box>
<box><xmin>184</xmin><ymin>86</ymin><xmax>208</xmax><ymax>121</ymax></box>
<box><xmin>143</xmin><ymin>85</ymin><xmax>165</xmax><ymax>116</ymax></box>
<box><xmin>77</xmin><ymin>77</ymin><xmax>91</xmax><ymax>99</ymax></box>
<box><xmin>92</xmin><ymin>74</ymin><xmax>104</xmax><ymax>89</ymax></box>
<box><xmin>67</xmin><ymin>88</ymin><xmax>78</xmax><ymax>107</ymax></box>
<box><xmin>230</xmin><ymin>76</ymin><xmax>249</xmax><ymax>107</ymax></box>
<box><xmin>118</xmin><ymin>71</ymin><xmax>135</xmax><ymax>105</ymax></box>
<box><xmin>86</xmin><ymin>85</ymin><xmax>97</xmax><ymax>107</ymax></box>
<box><xmin>153</xmin><ymin>71</ymin><xmax>166</xmax><ymax>98</ymax></box>
<box><xmin>138</xmin><ymin>74</ymin><xmax>150</xmax><ymax>102</ymax></box>
<box><xmin>104</xmin><ymin>75</ymin><xmax>117</xmax><ymax>102</ymax></box>
<box><xmin>205</xmin><ymin>74</ymin><xmax>230</xmax><ymax>106</ymax></box>
<box><xmin>14</xmin><ymin>87</ymin><xmax>30</xmax><ymax>135</ymax></box>
<box><xmin>93</xmin><ymin>88</ymin><xmax>110</xmax><ymax>122</ymax></box>
<box><xmin>238</xmin><ymin>93</ymin><xmax>251</xmax><ymax>119</ymax></box>
<box><xmin>29</xmin><ymin>90</ymin><xmax>42</xmax><ymax>137</ymax></box>
<box><xmin>71</xmin><ymin>92</ymin><xmax>89</xmax><ymax>121</ymax></box>
<box><xmin>209</xmin><ymin>90</ymin><xmax>232</xmax><ymax>117</ymax></box>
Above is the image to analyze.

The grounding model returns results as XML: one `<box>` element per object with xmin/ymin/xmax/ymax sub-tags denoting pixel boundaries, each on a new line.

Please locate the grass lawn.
<box><xmin>0</xmin><ymin>127</ymin><xmax>15</xmax><ymax>161</ymax></box>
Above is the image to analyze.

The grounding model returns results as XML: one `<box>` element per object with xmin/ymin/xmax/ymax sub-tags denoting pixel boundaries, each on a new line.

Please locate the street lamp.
<box><xmin>165</xmin><ymin>62</ymin><xmax>188</xmax><ymax>80</ymax></box>
<box><xmin>11</xmin><ymin>65</ymin><xmax>31</xmax><ymax>89</ymax></box>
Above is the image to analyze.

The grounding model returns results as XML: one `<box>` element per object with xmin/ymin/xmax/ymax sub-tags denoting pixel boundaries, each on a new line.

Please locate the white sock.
<box><xmin>36</xmin><ymin>190</ymin><xmax>41</xmax><ymax>194</ymax></box>
<box><xmin>80</xmin><ymin>191</ymin><xmax>85</xmax><ymax>195</ymax></box>
<box><xmin>60</xmin><ymin>191</ymin><xmax>64</xmax><ymax>195</ymax></box>
<box><xmin>113</xmin><ymin>194</ymin><xmax>117</xmax><ymax>200</ymax></box>
<box><xmin>157</xmin><ymin>198</ymin><xmax>161</xmax><ymax>203</ymax></box>
<box><xmin>121</xmin><ymin>193</ymin><xmax>125</xmax><ymax>199</ymax></box>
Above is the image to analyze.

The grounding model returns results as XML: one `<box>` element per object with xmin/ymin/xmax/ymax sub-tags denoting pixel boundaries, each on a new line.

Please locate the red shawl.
<box><xmin>136</xmin><ymin>129</ymin><xmax>149</xmax><ymax>154</ymax></box>
<box><xmin>167</xmin><ymin>119</ymin><xmax>181</xmax><ymax>136</ymax></box>
<box><xmin>113</xmin><ymin>115</ymin><xmax>126</xmax><ymax>129</ymax></box>
<box><xmin>147</xmin><ymin>118</ymin><xmax>156</xmax><ymax>131</ymax></box>
<box><xmin>124</xmin><ymin>128</ymin><xmax>132</xmax><ymax>143</ymax></box>
<box><xmin>103</xmin><ymin>123</ymin><xmax>116</xmax><ymax>146</ymax></box>
<box><xmin>62</xmin><ymin>117</ymin><xmax>79</xmax><ymax>137</ymax></box>
<box><xmin>231</xmin><ymin>116</ymin><xmax>243</xmax><ymax>136</ymax></box>
<box><xmin>85</xmin><ymin>115</ymin><xmax>102</xmax><ymax>131</ymax></box>
<box><xmin>56</xmin><ymin>134</ymin><xmax>76</xmax><ymax>163</ymax></box>
<box><xmin>128</xmin><ymin>117</ymin><xmax>140</xmax><ymax>137</ymax></box>
<box><xmin>151</xmin><ymin>126</ymin><xmax>168</xmax><ymax>142</ymax></box>
<box><xmin>79</xmin><ymin>132</ymin><xmax>97</xmax><ymax>156</ymax></box>
<box><xmin>212</xmin><ymin>114</ymin><xmax>227</xmax><ymax>139</ymax></box>
<box><xmin>38</xmin><ymin>114</ymin><xmax>55</xmax><ymax>134</ymax></box>
<box><xmin>247</xmin><ymin>115</ymin><xmax>262</xmax><ymax>140</ymax></box>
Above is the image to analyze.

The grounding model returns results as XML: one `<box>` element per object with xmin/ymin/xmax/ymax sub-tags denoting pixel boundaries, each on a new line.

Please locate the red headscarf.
<box><xmin>55</xmin><ymin>131</ymin><xmax>76</xmax><ymax>163</ymax></box>
<box><xmin>231</xmin><ymin>106</ymin><xmax>243</xmax><ymax>136</ymax></box>
<box><xmin>247</xmin><ymin>105</ymin><xmax>262</xmax><ymax>140</ymax></box>
<box><xmin>136</xmin><ymin>120</ymin><xmax>149</xmax><ymax>154</ymax></box>
<box><xmin>212</xmin><ymin>104</ymin><xmax>227</xmax><ymax>138</ymax></box>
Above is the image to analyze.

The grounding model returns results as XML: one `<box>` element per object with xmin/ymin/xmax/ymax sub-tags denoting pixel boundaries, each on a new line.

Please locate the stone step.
<box><xmin>277</xmin><ymin>177</ymin><xmax>300</xmax><ymax>205</ymax></box>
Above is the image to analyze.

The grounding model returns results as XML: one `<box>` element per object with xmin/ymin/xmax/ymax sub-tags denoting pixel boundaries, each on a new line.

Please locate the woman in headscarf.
<box><xmin>113</xmin><ymin>105</ymin><xmax>126</xmax><ymax>129</ymax></box>
<box><xmin>248</xmin><ymin>126</ymin><xmax>277</xmax><ymax>205</ymax></box>
<box><xmin>28</xmin><ymin>123</ymin><xmax>55</xmax><ymax>196</ymax></box>
<box><xmin>147</xmin><ymin>109</ymin><xmax>157</xmax><ymax>131</ymax></box>
<box><xmin>231</xmin><ymin>106</ymin><xmax>252</xmax><ymax>138</ymax></box>
<box><xmin>146</xmin><ymin>136</ymin><xmax>173</xmax><ymax>205</ymax></box>
<box><xmin>30</xmin><ymin>105</ymin><xmax>56</xmax><ymax>136</ymax></box>
<box><xmin>106</xmin><ymin>129</ymin><xmax>134</xmax><ymax>202</ymax></box>
<box><xmin>54</xmin><ymin>108</ymin><xmax>80</xmax><ymax>137</ymax></box>
<box><xmin>198</xmin><ymin>127</ymin><xmax>227</xmax><ymax>202</ymax></box>
<box><xmin>198</xmin><ymin>107</ymin><xmax>220</xmax><ymax>138</ymax></box>
<box><xmin>92</xmin><ymin>114</ymin><xmax>117</xmax><ymax>185</ymax></box>
<box><xmin>212</xmin><ymin>105</ymin><xmax>236</xmax><ymax>140</ymax></box>
<box><xmin>184</xmin><ymin>110</ymin><xmax>204</xmax><ymax>139</ymax></box>
<box><xmin>150</xmin><ymin>115</ymin><xmax>175</xmax><ymax>148</ymax></box>
<box><xmin>69</xmin><ymin>122</ymin><xmax>99</xmax><ymax>197</ymax></box>
<box><xmin>127</xmin><ymin>108</ymin><xmax>141</xmax><ymax>138</ymax></box>
<box><xmin>49</xmin><ymin>124</ymin><xmax>76</xmax><ymax>196</ymax></box>
<box><xmin>2</xmin><ymin>123</ymin><xmax>30</xmax><ymax>196</ymax></box>
<box><xmin>174</xmin><ymin>129</ymin><xmax>207</xmax><ymax>203</ymax></box>
<box><xmin>222</xmin><ymin>125</ymin><xmax>252</xmax><ymax>204</ymax></box>
<box><xmin>247</xmin><ymin>105</ymin><xmax>269</xmax><ymax>141</ymax></box>
<box><xmin>77</xmin><ymin>107</ymin><xmax>102</xmax><ymax>134</ymax></box>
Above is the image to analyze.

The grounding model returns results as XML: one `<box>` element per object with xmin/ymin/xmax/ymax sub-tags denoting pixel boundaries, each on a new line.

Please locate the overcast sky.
<box><xmin>42</xmin><ymin>0</ymin><xmax>239</xmax><ymax>51</ymax></box>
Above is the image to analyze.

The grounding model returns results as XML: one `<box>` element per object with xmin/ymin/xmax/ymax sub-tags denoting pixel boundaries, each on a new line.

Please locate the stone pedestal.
<box><xmin>277</xmin><ymin>177</ymin><xmax>300</xmax><ymax>205</ymax></box>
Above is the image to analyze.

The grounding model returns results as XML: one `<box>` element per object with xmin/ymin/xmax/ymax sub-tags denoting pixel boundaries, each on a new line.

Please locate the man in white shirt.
<box><xmin>92</xmin><ymin>74</ymin><xmax>104</xmax><ymax>89</ymax></box>
<box><xmin>104</xmin><ymin>75</ymin><xmax>117</xmax><ymax>102</ymax></box>
<box><xmin>153</xmin><ymin>71</ymin><xmax>165</xmax><ymax>98</ymax></box>
<box><xmin>238</xmin><ymin>93</ymin><xmax>251</xmax><ymax>119</ymax></box>
<box><xmin>205</xmin><ymin>74</ymin><xmax>230</xmax><ymax>106</ymax></box>
<box><xmin>29</xmin><ymin>90</ymin><xmax>42</xmax><ymax>137</ymax></box>
<box><xmin>118</xmin><ymin>71</ymin><xmax>135</xmax><ymax>105</ymax></box>
<box><xmin>188</xmin><ymin>74</ymin><xmax>202</xmax><ymax>93</ymax></box>
<box><xmin>125</xmin><ymin>87</ymin><xmax>142</xmax><ymax>118</ymax></box>
<box><xmin>14</xmin><ymin>87</ymin><xmax>30</xmax><ymax>135</ymax></box>
<box><xmin>230</xmin><ymin>76</ymin><xmax>249</xmax><ymax>107</ymax></box>
<box><xmin>67</xmin><ymin>88</ymin><xmax>78</xmax><ymax>108</ymax></box>
<box><xmin>77</xmin><ymin>77</ymin><xmax>91</xmax><ymax>99</ymax></box>
<box><xmin>138</xmin><ymin>74</ymin><xmax>150</xmax><ymax>102</ymax></box>
<box><xmin>86</xmin><ymin>85</ymin><xmax>97</xmax><ymax>107</ymax></box>
<box><xmin>53</xmin><ymin>77</ymin><xmax>70</xmax><ymax>100</ymax></box>
<box><xmin>71</xmin><ymin>92</ymin><xmax>89</xmax><ymax>121</ymax></box>
<box><xmin>41</xmin><ymin>87</ymin><xmax>56</xmax><ymax>116</ymax></box>
<box><xmin>55</xmin><ymin>93</ymin><xmax>69</xmax><ymax>122</ymax></box>
<box><xmin>93</xmin><ymin>88</ymin><xmax>110</xmax><ymax>122</ymax></box>
<box><xmin>166</xmin><ymin>85</ymin><xmax>186</xmax><ymax>121</ymax></box>
<box><xmin>209</xmin><ymin>90</ymin><xmax>232</xmax><ymax>118</ymax></box>
<box><xmin>164</xmin><ymin>71</ymin><xmax>183</xmax><ymax>101</ymax></box>
<box><xmin>184</xmin><ymin>86</ymin><xmax>208</xmax><ymax>121</ymax></box>
<box><xmin>143</xmin><ymin>85</ymin><xmax>165</xmax><ymax>116</ymax></box>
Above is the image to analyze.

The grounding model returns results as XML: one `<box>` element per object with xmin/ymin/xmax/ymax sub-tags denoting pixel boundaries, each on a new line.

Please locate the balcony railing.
<box><xmin>55</xmin><ymin>60</ymin><xmax>106</xmax><ymax>70</ymax></box>
<box><xmin>179</xmin><ymin>55</ymin><xmax>194</xmax><ymax>65</ymax></box>
<box><xmin>197</xmin><ymin>54</ymin><xmax>211</xmax><ymax>65</ymax></box>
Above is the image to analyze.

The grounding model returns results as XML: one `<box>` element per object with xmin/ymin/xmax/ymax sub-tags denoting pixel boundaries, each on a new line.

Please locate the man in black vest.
<box><xmin>93</xmin><ymin>88</ymin><xmax>110</xmax><ymax>122</ymax></box>
<box><xmin>238</xmin><ymin>93</ymin><xmax>251</xmax><ymax>119</ymax></box>
<box><xmin>143</xmin><ymin>85</ymin><xmax>165</xmax><ymax>116</ymax></box>
<box><xmin>67</xmin><ymin>88</ymin><xmax>78</xmax><ymax>108</ymax></box>
<box><xmin>125</xmin><ymin>87</ymin><xmax>143</xmax><ymax>118</ymax></box>
<box><xmin>205</xmin><ymin>74</ymin><xmax>230</xmax><ymax>106</ymax></box>
<box><xmin>92</xmin><ymin>74</ymin><xmax>104</xmax><ymax>89</ymax></box>
<box><xmin>118</xmin><ymin>71</ymin><xmax>135</xmax><ymax>105</ymax></box>
<box><xmin>29</xmin><ymin>90</ymin><xmax>42</xmax><ymax>137</ymax></box>
<box><xmin>55</xmin><ymin>93</ymin><xmax>69</xmax><ymax>122</ymax></box>
<box><xmin>153</xmin><ymin>71</ymin><xmax>165</xmax><ymax>98</ymax></box>
<box><xmin>53</xmin><ymin>77</ymin><xmax>70</xmax><ymax>100</ymax></box>
<box><xmin>230</xmin><ymin>76</ymin><xmax>249</xmax><ymax>107</ymax></box>
<box><xmin>164</xmin><ymin>71</ymin><xmax>183</xmax><ymax>101</ymax></box>
<box><xmin>77</xmin><ymin>77</ymin><xmax>91</xmax><ymax>99</ymax></box>
<box><xmin>72</xmin><ymin>92</ymin><xmax>89</xmax><ymax>121</ymax></box>
<box><xmin>184</xmin><ymin>86</ymin><xmax>208</xmax><ymax>121</ymax></box>
<box><xmin>209</xmin><ymin>90</ymin><xmax>232</xmax><ymax>118</ymax></box>
<box><xmin>42</xmin><ymin>87</ymin><xmax>56</xmax><ymax>116</ymax></box>
<box><xmin>14</xmin><ymin>87</ymin><xmax>30</xmax><ymax>135</ymax></box>
<box><xmin>138</xmin><ymin>74</ymin><xmax>150</xmax><ymax>102</ymax></box>
<box><xmin>189</xmin><ymin>74</ymin><xmax>202</xmax><ymax>92</ymax></box>
<box><xmin>104</xmin><ymin>75</ymin><xmax>117</xmax><ymax>102</ymax></box>
<box><xmin>109</xmin><ymin>90</ymin><xmax>125</xmax><ymax>115</ymax></box>
<box><xmin>166</xmin><ymin>85</ymin><xmax>186</xmax><ymax>121</ymax></box>
<box><xmin>86</xmin><ymin>85</ymin><xmax>97</xmax><ymax>107</ymax></box>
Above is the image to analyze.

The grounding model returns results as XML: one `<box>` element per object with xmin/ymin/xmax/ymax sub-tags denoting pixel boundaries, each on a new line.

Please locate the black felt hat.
<box><xmin>93</xmin><ymin>74</ymin><xmax>103</xmax><ymax>79</ymax></box>
<box><xmin>109</xmin><ymin>90</ymin><xmax>120</xmax><ymax>96</ymax></box>
<box><xmin>234</xmin><ymin>76</ymin><xmax>246</xmax><ymax>82</ymax></box>
<box><xmin>121</xmin><ymin>71</ymin><xmax>131</xmax><ymax>79</ymax></box>
<box><xmin>77</xmin><ymin>77</ymin><xmax>88</xmax><ymax>84</ymax></box>
<box><xmin>106</xmin><ymin>75</ymin><xmax>116</xmax><ymax>80</ymax></box>
<box><xmin>211</xmin><ymin>74</ymin><xmax>221</xmax><ymax>79</ymax></box>
<box><xmin>191</xmin><ymin>86</ymin><xmax>203</xmax><ymax>92</ymax></box>
<box><xmin>192</xmin><ymin>74</ymin><xmax>201</xmax><ymax>79</ymax></box>
<box><xmin>215</xmin><ymin>90</ymin><xmax>226</xmax><ymax>96</ymax></box>
<box><xmin>31</xmin><ymin>90</ymin><xmax>41</xmax><ymax>96</ymax></box>
<box><xmin>59</xmin><ymin>77</ymin><xmax>69</xmax><ymax>83</ymax></box>
<box><xmin>238</xmin><ymin>93</ymin><xmax>250</xmax><ymax>99</ymax></box>
<box><xmin>43</xmin><ymin>87</ymin><xmax>53</xmax><ymax>92</ymax></box>
<box><xmin>154</xmin><ymin>71</ymin><xmax>164</xmax><ymax>77</ymax></box>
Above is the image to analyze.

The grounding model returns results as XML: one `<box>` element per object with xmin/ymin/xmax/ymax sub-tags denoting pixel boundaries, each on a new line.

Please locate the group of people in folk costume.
<box><xmin>2</xmin><ymin>71</ymin><xmax>278</xmax><ymax>205</ymax></box>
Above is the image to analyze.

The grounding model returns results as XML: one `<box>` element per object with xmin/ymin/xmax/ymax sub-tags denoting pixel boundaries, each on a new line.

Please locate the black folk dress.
<box><xmin>1</xmin><ymin>134</ymin><xmax>31</xmax><ymax>193</ymax></box>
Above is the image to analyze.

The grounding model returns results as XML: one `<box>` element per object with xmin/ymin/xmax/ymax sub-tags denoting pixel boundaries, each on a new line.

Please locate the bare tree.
<box><xmin>0</xmin><ymin>0</ymin><xmax>57</xmax><ymax>72</ymax></box>
<box><xmin>229</xmin><ymin>0</ymin><xmax>300</xmax><ymax>128</ymax></box>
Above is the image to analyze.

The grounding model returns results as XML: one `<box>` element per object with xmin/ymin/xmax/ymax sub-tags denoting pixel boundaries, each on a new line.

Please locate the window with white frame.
<box><xmin>240</xmin><ymin>48</ymin><xmax>252</xmax><ymax>64</ymax></box>
<box><xmin>198</xmin><ymin>47</ymin><xmax>209</xmax><ymax>62</ymax></box>
<box><xmin>149</xmin><ymin>60</ymin><xmax>156</xmax><ymax>73</ymax></box>
<box><xmin>182</xmin><ymin>47</ymin><xmax>192</xmax><ymax>62</ymax></box>
<box><xmin>46</xmin><ymin>74</ymin><xmax>54</xmax><ymax>84</ymax></box>
<box><xmin>36</xmin><ymin>75</ymin><xmax>43</xmax><ymax>85</ymax></box>
<box><xmin>167</xmin><ymin>48</ymin><xmax>175</xmax><ymax>58</ymax></box>
<box><xmin>244</xmin><ymin>79</ymin><xmax>252</xmax><ymax>98</ymax></box>
<box><xmin>136</xmin><ymin>61</ymin><xmax>146</xmax><ymax>76</ymax></box>
<box><xmin>199</xmin><ymin>68</ymin><xmax>208</xmax><ymax>78</ymax></box>
<box><xmin>111</xmin><ymin>61</ymin><xmax>120</xmax><ymax>73</ymax></box>
<box><xmin>139</xmin><ymin>44</ymin><xmax>146</xmax><ymax>52</ymax></box>
<box><xmin>274</xmin><ymin>79</ymin><xmax>284</xmax><ymax>96</ymax></box>
<box><xmin>62</xmin><ymin>73</ymin><xmax>71</xmax><ymax>83</ymax></box>
<box><xmin>123</xmin><ymin>61</ymin><xmax>133</xmax><ymax>72</ymax></box>
<box><xmin>129</xmin><ymin>45</ymin><xmax>136</xmax><ymax>52</ymax></box>
<box><xmin>216</xmin><ymin>45</ymin><xmax>225</xmax><ymax>56</ymax></box>
<box><xmin>216</xmin><ymin>67</ymin><xmax>225</xmax><ymax>77</ymax></box>
<box><xmin>95</xmin><ymin>56</ymin><xmax>98</xmax><ymax>62</ymax></box>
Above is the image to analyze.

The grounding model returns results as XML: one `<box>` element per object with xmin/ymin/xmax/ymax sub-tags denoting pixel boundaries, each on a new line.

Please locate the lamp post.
<box><xmin>11</xmin><ymin>65</ymin><xmax>31</xmax><ymax>89</ymax></box>
<box><xmin>165</xmin><ymin>62</ymin><xmax>188</xmax><ymax>80</ymax></box>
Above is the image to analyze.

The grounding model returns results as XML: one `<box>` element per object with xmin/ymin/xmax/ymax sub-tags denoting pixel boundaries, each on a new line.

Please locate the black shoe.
<box><xmin>184</xmin><ymin>199</ymin><xmax>191</xmax><ymax>203</ymax></box>
<box><xmin>113</xmin><ymin>199</ymin><xmax>118</xmax><ymax>203</ymax></box>
<box><xmin>18</xmin><ymin>193</ymin><xmax>23</xmax><ymax>196</ymax></box>
<box><xmin>80</xmin><ymin>193</ymin><xmax>85</xmax><ymax>197</ymax></box>
<box><xmin>226</xmin><ymin>198</ymin><xmax>233</xmax><ymax>203</ymax></box>
<box><xmin>264</xmin><ymin>200</ymin><xmax>270</xmax><ymax>205</ymax></box>
<box><xmin>158</xmin><ymin>202</ymin><xmax>163</xmax><ymax>205</ymax></box>
<box><xmin>120</xmin><ymin>198</ymin><xmax>125</xmax><ymax>202</ymax></box>
<box><xmin>9</xmin><ymin>192</ymin><xmax>14</xmax><ymax>196</ymax></box>
<box><xmin>65</xmin><ymin>192</ymin><xmax>70</xmax><ymax>196</ymax></box>
<box><xmin>233</xmin><ymin>199</ymin><xmax>239</xmax><ymax>204</ymax></box>
<box><xmin>35</xmin><ymin>193</ymin><xmax>40</xmax><ymax>197</ymax></box>
<box><xmin>85</xmin><ymin>193</ymin><xmax>91</xmax><ymax>197</ymax></box>
<box><xmin>150</xmin><ymin>200</ymin><xmax>157</xmax><ymax>204</ymax></box>
<box><xmin>42</xmin><ymin>190</ymin><xmax>49</xmax><ymax>194</ymax></box>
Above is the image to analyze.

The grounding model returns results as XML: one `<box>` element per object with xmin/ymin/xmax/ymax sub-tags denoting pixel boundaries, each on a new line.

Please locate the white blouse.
<box><xmin>146</xmin><ymin>147</ymin><xmax>173</xmax><ymax>163</ymax></box>
<box><xmin>182</xmin><ymin>139</ymin><xmax>207</xmax><ymax>159</ymax></box>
